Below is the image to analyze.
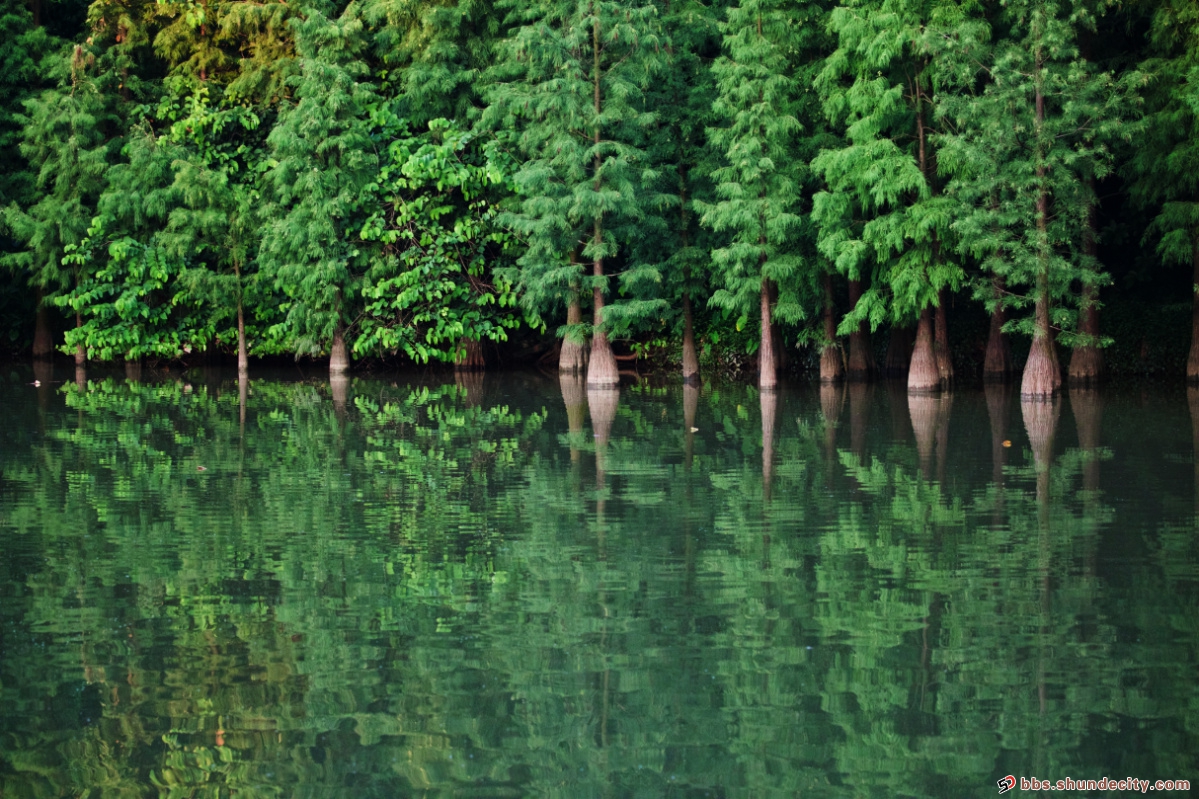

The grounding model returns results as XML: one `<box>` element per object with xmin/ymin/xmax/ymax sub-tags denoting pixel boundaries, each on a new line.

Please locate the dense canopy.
<box><xmin>0</xmin><ymin>0</ymin><xmax>1193</xmax><ymax>394</ymax></box>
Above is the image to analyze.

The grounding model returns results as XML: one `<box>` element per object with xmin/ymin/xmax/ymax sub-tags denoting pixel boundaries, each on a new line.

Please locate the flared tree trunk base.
<box><xmin>330</xmin><ymin>327</ymin><xmax>350</xmax><ymax>375</ymax></box>
<box><xmin>1021</xmin><ymin>335</ymin><xmax>1061</xmax><ymax>399</ymax></box>
<box><xmin>586</xmin><ymin>331</ymin><xmax>620</xmax><ymax>388</ymax></box>
<box><xmin>847</xmin><ymin>332</ymin><xmax>874</xmax><ymax>381</ymax></box>
<box><xmin>819</xmin><ymin>345</ymin><xmax>843</xmax><ymax>383</ymax></box>
<box><xmin>454</xmin><ymin>337</ymin><xmax>485</xmax><ymax>371</ymax></box>
<box><xmin>907</xmin><ymin>311</ymin><xmax>941</xmax><ymax>393</ymax></box>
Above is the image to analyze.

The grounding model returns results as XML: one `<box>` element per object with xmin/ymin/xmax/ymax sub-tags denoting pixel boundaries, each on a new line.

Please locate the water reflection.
<box><xmin>0</xmin><ymin>372</ymin><xmax>1195</xmax><ymax>798</ymax></box>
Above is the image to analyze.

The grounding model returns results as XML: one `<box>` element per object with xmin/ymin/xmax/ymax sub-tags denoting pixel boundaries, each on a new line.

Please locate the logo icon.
<box><xmin>997</xmin><ymin>775</ymin><xmax>1016</xmax><ymax>794</ymax></box>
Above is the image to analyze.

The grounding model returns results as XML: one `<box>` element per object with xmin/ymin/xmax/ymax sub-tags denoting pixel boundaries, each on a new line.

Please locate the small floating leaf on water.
<box><xmin>196</xmin><ymin>465</ymin><xmax>207</xmax><ymax>471</ymax></box>
<box><xmin>1002</xmin><ymin>440</ymin><xmax>1012</xmax><ymax>447</ymax></box>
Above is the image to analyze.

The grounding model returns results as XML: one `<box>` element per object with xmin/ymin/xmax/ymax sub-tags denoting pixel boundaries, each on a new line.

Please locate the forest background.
<box><xmin>1</xmin><ymin>0</ymin><xmax>1197</xmax><ymax>396</ymax></box>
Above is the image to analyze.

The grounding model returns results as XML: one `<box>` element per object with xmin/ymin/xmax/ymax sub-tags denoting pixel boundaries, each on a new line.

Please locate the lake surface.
<box><xmin>1</xmin><ymin>364</ymin><xmax>1197</xmax><ymax>798</ymax></box>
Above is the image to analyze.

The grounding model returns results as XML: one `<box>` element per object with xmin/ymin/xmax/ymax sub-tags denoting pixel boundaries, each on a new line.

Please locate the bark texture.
<box><xmin>74</xmin><ymin>311</ymin><xmax>85</xmax><ymax>366</ymax></box>
<box><xmin>1020</xmin><ymin>292</ymin><xmax>1061</xmax><ymax>398</ymax></box>
<box><xmin>587</xmin><ymin>277</ymin><xmax>619</xmax><ymax>388</ymax></box>
<box><xmin>454</xmin><ymin>337</ymin><xmax>485</xmax><ymax>371</ymax></box>
<box><xmin>329</xmin><ymin>325</ymin><xmax>349</xmax><ymax>375</ymax></box>
<box><xmin>560</xmin><ymin>295</ymin><xmax>588</xmax><ymax>374</ymax></box>
<box><xmin>681</xmin><ymin>292</ymin><xmax>699</xmax><ymax>385</ymax></box>
<box><xmin>846</xmin><ymin>279</ymin><xmax>875</xmax><ymax>380</ymax></box>
<box><xmin>907</xmin><ymin>308</ymin><xmax>941</xmax><ymax>392</ymax></box>
<box><xmin>236</xmin><ymin>301</ymin><xmax>248</xmax><ymax>375</ymax></box>
<box><xmin>933</xmin><ymin>290</ymin><xmax>953</xmax><ymax>385</ymax></box>
<box><xmin>984</xmin><ymin>280</ymin><xmax>1013</xmax><ymax>381</ymax></box>
<box><xmin>758</xmin><ymin>278</ymin><xmax>777</xmax><ymax>390</ymax></box>
<box><xmin>819</xmin><ymin>273</ymin><xmax>843</xmax><ymax>383</ymax></box>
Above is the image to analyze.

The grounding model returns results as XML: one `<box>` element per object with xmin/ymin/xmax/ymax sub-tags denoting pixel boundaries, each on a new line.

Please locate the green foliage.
<box><xmin>812</xmin><ymin>0</ymin><xmax>981</xmax><ymax>332</ymax></box>
<box><xmin>357</xmin><ymin>115</ymin><xmax>522</xmax><ymax>362</ymax></box>
<box><xmin>2</xmin><ymin>52</ymin><xmax>118</xmax><ymax>296</ymax></box>
<box><xmin>699</xmin><ymin>0</ymin><xmax>810</xmax><ymax>328</ymax></box>
<box><xmin>938</xmin><ymin>0</ymin><xmax>1143</xmax><ymax>344</ymax></box>
<box><xmin>258</xmin><ymin>6</ymin><xmax>380</xmax><ymax>356</ymax></box>
<box><xmin>483</xmin><ymin>0</ymin><xmax>669</xmax><ymax>335</ymax></box>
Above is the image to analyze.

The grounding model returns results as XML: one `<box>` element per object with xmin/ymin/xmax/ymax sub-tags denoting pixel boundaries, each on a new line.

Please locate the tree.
<box><xmin>259</xmin><ymin>4</ymin><xmax>379</xmax><ymax>374</ymax></box>
<box><xmin>1127</xmin><ymin>0</ymin><xmax>1199</xmax><ymax>382</ymax></box>
<box><xmin>813</xmin><ymin>0</ymin><xmax>982</xmax><ymax>392</ymax></box>
<box><xmin>2</xmin><ymin>45</ymin><xmax>118</xmax><ymax>365</ymax></box>
<box><xmin>700</xmin><ymin>0</ymin><xmax>809</xmax><ymax>390</ymax></box>
<box><xmin>484</xmin><ymin>0</ymin><xmax>669</xmax><ymax>387</ymax></box>
<box><xmin>161</xmin><ymin>82</ymin><xmax>277</xmax><ymax>374</ymax></box>
<box><xmin>939</xmin><ymin>0</ymin><xmax>1140</xmax><ymax>397</ymax></box>
<box><xmin>356</xmin><ymin>115</ymin><xmax>523</xmax><ymax>367</ymax></box>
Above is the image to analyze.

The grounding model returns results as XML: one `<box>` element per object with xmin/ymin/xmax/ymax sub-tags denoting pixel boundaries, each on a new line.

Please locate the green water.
<box><xmin>1</xmin><ymin>365</ymin><xmax>1197</xmax><ymax>798</ymax></box>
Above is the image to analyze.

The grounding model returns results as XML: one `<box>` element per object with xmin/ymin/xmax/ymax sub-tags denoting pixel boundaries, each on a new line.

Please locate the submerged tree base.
<box><xmin>1021</xmin><ymin>336</ymin><xmax>1061</xmax><ymax>398</ymax></box>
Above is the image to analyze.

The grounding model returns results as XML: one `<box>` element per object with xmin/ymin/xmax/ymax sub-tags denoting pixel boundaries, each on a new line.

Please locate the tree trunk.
<box><xmin>236</xmin><ymin>300</ymin><xmax>248</xmax><ymax>376</ymax></box>
<box><xmin>1021</xmin><ymin>277</ymin><xmax>1061</xmax><ymax>398</ymax></box>
<box><xmin>846</xmin><ymin>278</ymin><xmax>875</xmax><ymax>380</ymax></box>
<box><xmin>758</xmin><ymin>277</ymin><xmax>777</xmax><ymax>390</ymax></box>
<box><xmin>454</xmin><ymin>337</ymin><xmax>485</xmax><ymax>371</ymax></box>
<box><xmin>74</xmin><ymin>311</ymin><xmax>85</xmax><ymax>366</ymax></box>
<box><xmin>586</xmin><ymin>260</ymin><xmax>620</xmax><ymax>388</ymax></box>
<box><xmin>682</xmin><ymin>291</ymin><xmax>699</xmax><ymax>385</ymax></box>
<box><xmin>32</xmin><ymin>287</ymin><xmax>53</xmax><ymax>359</ymax></box>
<box><xmin>125</xmin><ymin>357</ymin><xmax>143</xmax><ymax>382</ymax></box>
<box><xmin>884</xmin><ymin>325</ymin><xmax>913</xmax><ymax>376</ymax></box>
<box><xmin>585</xmin><ymin>17</ymin><xmax>618</xmax><ymax>390</ymax></box>
<box><xmin>561</xmin><ymin>290</ymin><xmax>588</xmax><ymax>374</ymax></box>
<box><xmin>330</xmin><ymin>324</ymin><xmax>349</xmax><ymax>375</ymax></box>
<box><xmin>1022</xmin><ymin>59</ymin><xmax>1060</xmax><ymax>399</ymax></box>
<box><xmin>984</xmin><ymin>277</ymin><xmax>1013</xmax><ymax>381</ymax></box>
<box><xmin>934</xmin><ymin>289</ymin><xmax>953</xmax><ymax>385</ymax></box>
<box><xmin>819</xmin><ymin>273</ymin><xmax>843</xmax><ymax>383</ymax></box>
<box><xmin>907</xmin><ymin>307</ymin><xmax>940</xmax><ymax>392</ymax></box>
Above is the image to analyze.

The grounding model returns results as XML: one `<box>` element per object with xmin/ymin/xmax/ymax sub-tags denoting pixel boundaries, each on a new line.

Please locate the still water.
<box><xmin>1</xmin><ymin>364</ymin><xmax>1197</xmax><ymax>798</ymax></box>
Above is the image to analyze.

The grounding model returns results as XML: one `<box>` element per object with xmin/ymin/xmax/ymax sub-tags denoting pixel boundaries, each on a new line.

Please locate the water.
<box><xmin>0</xmin><ymin>365</ymin><xmax>1196</xmax><ymax>798</ymax></box>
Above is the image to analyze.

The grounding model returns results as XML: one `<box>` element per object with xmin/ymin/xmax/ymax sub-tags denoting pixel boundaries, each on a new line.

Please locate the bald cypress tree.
<box><xmin>700</xmin><ymin>0</ymin><xmax>808</xmax><ymax>391</ymax></box>
<box><xmin>484</xmin><ymin>0</ymin><xmax>668</xmax><ymax>387</ymax></box>
<box><xmin>939</xmin><ymin>0</ymin><xmax>1140</xmax><ymax>398</ymax></box>
<box><xmin>2</xmin><ymin>45</ymin><xmax>118</xmax><ymax>365</ymax></box>
<box><xmin>812</xmin><ymin>0</ymin><xmax>983</xmax><ymax>392</ymax></box>
<box><xmin>258</xmin><ymin>4</ymin><xmax>379</xmax><ymax>374</ymax></box>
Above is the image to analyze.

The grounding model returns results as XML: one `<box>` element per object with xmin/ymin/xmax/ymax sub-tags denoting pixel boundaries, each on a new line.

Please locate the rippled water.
<box><xmin>1</xmin><ymin>364</ymin><xmax>1197</xmax><ymax>798</ymax></box>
